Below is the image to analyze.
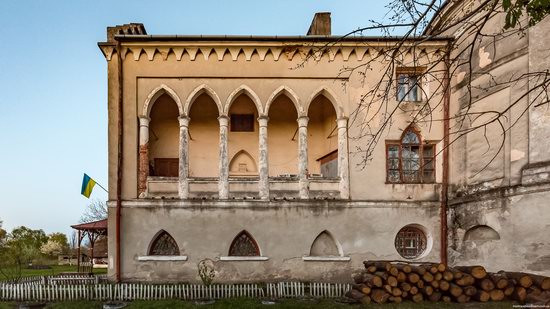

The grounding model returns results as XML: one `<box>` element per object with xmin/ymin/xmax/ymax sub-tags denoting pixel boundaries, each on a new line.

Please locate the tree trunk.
<box><xmin>478</xmin><ymin>278</ymin><xmax>495</xmax><ymax>291</ymax></box>
<box><xmin>449</xmin><ymin>283</ymin><xmax>463</xmax><ymax>297</ymax></box>
<box><xmin>455</xmin><ymin>265</ymin><xmax>487</xmax><ymax>279</ymax></box>
<box><xmin>502</xmin><ymin>272</ymin><xmax>533</xmax><ymax>288</ymax></box>
<box><xmin>464</xmin><ymin>285</ymin><xmax>477</xmax><ymax>296</ymax></box>
<box><xmin>489</xmin><ymin>289</ymin><xmax>505</xmax><ymax>301</ymax></box>
<box><xmin>513</xmin><ymin>286</ymin><xmax>527</xmax><ymax>304</ymax></box>
<box><xmin>371</xmin><ymin>289</ymin><xmax>390</xmax><ymax>304</ymax></box>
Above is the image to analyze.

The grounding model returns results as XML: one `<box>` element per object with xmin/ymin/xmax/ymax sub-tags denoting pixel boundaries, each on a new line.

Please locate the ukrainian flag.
<box><xmin>81</xmin><ymin>173</ymin><xmax>97</xmax><ymax>198</ymax></box>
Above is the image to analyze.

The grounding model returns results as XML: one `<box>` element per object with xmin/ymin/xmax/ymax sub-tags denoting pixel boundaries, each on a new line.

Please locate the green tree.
<box><xmin>40</xmin><ymin>240</ymin><xmax>64</xmax><ymax>257</ymax></box>
<box><xmin>503</xmin><ymin>0</ymin><xmax>550</xmax><ymax>29</ymax></box>
<box><xmin>7</xmin><ymin>226</ymin><xmax>48</xmax><ymax>264</ymax></box>
<box><xmin>48</xmin><ymin>232</ymin><xmax>69</xmax><ymax>254</ymax></box>
<box><xmin>0</xmin><ymin>220</ymin><xmax>6</xmax><ymax>243</ymax></box>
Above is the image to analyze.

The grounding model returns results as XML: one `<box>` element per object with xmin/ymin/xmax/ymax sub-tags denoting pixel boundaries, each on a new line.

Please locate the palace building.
<box><xmin>98</xmin><ymin>5</ymin><xmax>550</xmax><ymax>282</ymax></box>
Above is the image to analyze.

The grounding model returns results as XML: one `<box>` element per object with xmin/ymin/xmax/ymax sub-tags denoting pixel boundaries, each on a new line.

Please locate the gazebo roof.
<box><xmin>71</xmin><ymin>219</ymin><xmax>107</xmax><ymax>231</ymax></box>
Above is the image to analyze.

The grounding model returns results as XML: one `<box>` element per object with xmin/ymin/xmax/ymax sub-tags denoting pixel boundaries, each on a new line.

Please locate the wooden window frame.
<box><xmin>228</xmin><ymin>230</ymin><xmax>261</xmax><ymax>257</ymax></box>
<box><xmin>149</xmin><ymin>231</ymin><xmax>180</xmax><ymax>256</ymax></box>
<box><xmin>385</xmin><ymin>127</ymin><xmax>436</xmax><ymax>184</ymax></box>
<box><xmin>396</xmin><ymin>67</ymin><xmax>426</xmax><ymax>103</ymax></box>
<box><xmin>395</xmin><ymin>226</ymin><xmax>427</xmax><ymax>259</ymax></box>
<box><xmin>230</xmin><ymin>114</ymin><xmax>255</xmax><ymax>132</ymax></box>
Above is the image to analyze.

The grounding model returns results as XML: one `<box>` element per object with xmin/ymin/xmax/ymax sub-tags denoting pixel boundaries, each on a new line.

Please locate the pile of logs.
<box><xmin>346</xmin><ymin>260</ymin><xmax>550</xmax><ymax>305</ymax></box>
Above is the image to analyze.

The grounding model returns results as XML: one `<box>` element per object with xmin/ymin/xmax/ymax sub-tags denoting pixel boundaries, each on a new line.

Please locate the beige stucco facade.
<box><xmin>99</xmin><ymin>6</ymin><xmax>550</xmax><ymax>282</ymax></box>
<box><xmin>429</xmin><ymin>0</ymin><xmax>550</xmax><ymax>275</ymax></box>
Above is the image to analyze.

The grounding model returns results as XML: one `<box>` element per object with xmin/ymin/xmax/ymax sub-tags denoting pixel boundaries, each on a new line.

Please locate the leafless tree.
<box><xmin>69</xmin><ymin>230</ymin><xmax>78</xmax><ymax>251</ymax></box>
<box><xmin>308</xmin><ymin>0</ymin><xmax>549</xmax><ymax>174</ymax></box>
<box><xmin>80</xmin><ymin>199</ymin><xmax>107</xmax><ymax>223</ymax></box>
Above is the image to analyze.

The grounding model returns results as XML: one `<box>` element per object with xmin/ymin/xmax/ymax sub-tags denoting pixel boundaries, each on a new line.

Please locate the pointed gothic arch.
<box><xmin>400</xmin><ymin>124</ymin><xmax>423</xmax><ymax>143</ymax></box>
<box><xmin>143</xmin><ymin>84</ymin><xmax>183</xmax><ymax>117</ymax></box>
<box><xmin>224</xmin><ymin>85</ymin><xmax>263</xmax><ymax>116</ymax></box>
<box><xmin>386</xmin><ymin>124</ymin><xmax>435</xmax><ymax>183</ymax></box>
<box><xmin>228</xmin><ymin>230</ymin><xmax>260</xmax><ymax>256</ymax></box>
<box><xmin>148</xmin><ymin>230</ymin><xmax>180</xmax><ymax>256</ymax></box>
<box><xmin>265</xmin><ymin>86</ymin><xmax>302</xmax><ymax>116</ymax></box>
<box><xmin>305</xmin><ymin>87</ymin><xmax>343</xmax><ymax>118</ymax></box>
<box><xmin>184</xmin><ymin>84</ymin><xmax>223</xmax><ymax>116</ymax></box>
<box><xmin>229</xmin><ymin>150</ymin><xmax>257</xmax><ymax>176</ymax></box>
<box><xmin>309</xmin><ymin>230</ymin><xmax>343</xmax><ymax>257</ymax></box>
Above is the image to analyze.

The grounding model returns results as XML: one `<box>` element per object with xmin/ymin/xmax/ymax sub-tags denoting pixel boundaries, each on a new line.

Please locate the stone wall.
<box><xmin>107</xmin><ymin>200</ymin><xmax>441</xmax><ymax>283</ymax></box>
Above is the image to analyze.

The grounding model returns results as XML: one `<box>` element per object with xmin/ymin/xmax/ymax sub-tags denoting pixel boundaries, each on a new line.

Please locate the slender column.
<box><xmin>138</xmin><ymin>116</ymin><xmax>150</xmax><ymax>196</ymax></box>
<box><xmin>218</xmin><ymin>116</ymin><xmax>229</xmax><ymax>199</ymax></box>
<box><xmin>77</xmin><ymin>230</ymin><xmax>81</xmax><ymax>271</ymax></box>
<box><xmin>297</xmin><ymin>116</ymin><xmax>309</xmax><ymax>199</ymax></box>
<box><xmin>258</xmin><ymin>116</ymin><xmax>269</xmax><ymax>200</ymax></box>
<box><xmin>178</xmin><ymin>116</ymin><xmax>190</xmax><ymax>199</ymax></box>
<box><xmin>337</xmin><ymin>117</ymin><xmax>350</xmax><ymax>199</ymax></box>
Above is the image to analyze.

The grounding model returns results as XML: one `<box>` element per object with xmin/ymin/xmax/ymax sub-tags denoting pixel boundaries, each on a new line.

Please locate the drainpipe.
<box><xmin>441</xmin><ymin>42</ymin><xmax>452</xmax><ymax>266</ymax></box>
<box><xmin>115</xmin><ymin>39</ymin><xmax>124</xmax><ymax>282</ymax></box>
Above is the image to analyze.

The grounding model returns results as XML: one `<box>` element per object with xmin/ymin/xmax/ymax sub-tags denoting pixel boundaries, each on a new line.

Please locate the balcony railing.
<box><xmin>145</xmin><ymin>176</ymin><xmax>340</xmax><ymax>199</ymax></box>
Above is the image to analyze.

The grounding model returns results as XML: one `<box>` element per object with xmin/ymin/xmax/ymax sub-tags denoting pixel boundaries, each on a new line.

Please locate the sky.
<box><xmin>0</xmin><ymin>0</ymin><xmax>390</xmax><ymax>236</ymax></box>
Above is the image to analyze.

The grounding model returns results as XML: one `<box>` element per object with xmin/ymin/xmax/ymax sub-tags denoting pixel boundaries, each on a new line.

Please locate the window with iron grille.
<box><xmin>230</xmin><ymin>114</ymin><xmax>254</xmax><ymax>132</ymax></box>
<box><xmin>228</xmin><ymin>231</ymin><xmax>260</xmax><ymax>256</ymax></box>
<box><xmin>386</xmin><ymin>127</ymin><xmax>435</xmax><ymax>183</ymax></box>
<box><xmin>395</xmin><ymin>226</ymin><xmax>427</xmax><ymax>259</ymax></box>
<box><xmin>396</xmin><ymin>67</ymin><xmax>425</xmax><ymax>102</ymax></box>
<box><xmin>149</xmin><ymin>231</ymin><xmax>180</xmax><ymax>256</ymax></box>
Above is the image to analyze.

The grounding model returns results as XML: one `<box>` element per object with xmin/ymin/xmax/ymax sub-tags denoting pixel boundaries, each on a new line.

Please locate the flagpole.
<box><xmin>95</xmin><ymin>182</ymin><xmax>109</xmax><ymax>193</ymax></box>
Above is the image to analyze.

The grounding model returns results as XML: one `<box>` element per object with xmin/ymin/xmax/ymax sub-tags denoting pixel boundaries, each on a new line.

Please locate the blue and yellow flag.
<box><xmin>81</xmin><ymin>173</ymin><xmax>97</xmax><ymax>198</ymax></box>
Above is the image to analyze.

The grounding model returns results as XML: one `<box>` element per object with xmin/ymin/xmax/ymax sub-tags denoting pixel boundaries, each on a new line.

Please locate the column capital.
<box><xmin>178</xmin><ymin>116</ymin><xmax>190</xmax><ymax>127</ymax></box>
<box><xmin>297</xmin><ymin>116</ymin><xmax>309</xmax><ymax>128</ymax></box>
<box><xmin>139</xmin><ymin>116</ymin><xmax>151</xmax><ymax>126</ymax></box>
<box><xmin>218</xmin><ymin>115</ymin><xmax>230</xmax><ymax>127</ymax></box>
<box><xmin>257</xmin><ymin>116</ymin><xmax>269</xmax><ymax>127</ymax></box>
<box><xmin>336</xmin><ymin>117</ymin><xmax>348</xmax><ymax>128</ymax></box>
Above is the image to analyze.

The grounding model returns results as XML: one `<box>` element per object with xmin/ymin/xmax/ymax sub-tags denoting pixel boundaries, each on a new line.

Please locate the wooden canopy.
<box><xmin>71</xmin><ymin>219</ymin><xmax>107</xmax><ymax>273</ymax></box>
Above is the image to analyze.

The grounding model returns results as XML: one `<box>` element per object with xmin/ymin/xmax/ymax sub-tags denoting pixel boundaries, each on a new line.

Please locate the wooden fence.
<box><xmin>3</xmin><ymin>274</ymin><xmax>109</xmax><ymax>285</ymax></box>
<box><xmin>0</xmin><ymin>281</ymin><xmax>351</xmax><ymax>301</ymax></box>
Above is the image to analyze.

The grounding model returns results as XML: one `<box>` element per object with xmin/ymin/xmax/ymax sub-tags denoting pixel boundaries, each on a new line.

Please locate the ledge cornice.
<box><xmin>98</xmin><ymin>41</ymin><xmax>449</xmax><ymax>62</ymax></box>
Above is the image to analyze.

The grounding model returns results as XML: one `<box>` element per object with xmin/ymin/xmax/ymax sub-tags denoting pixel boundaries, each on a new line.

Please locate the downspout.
<box><xmin>115</xmin><ymin>39</ymin><xmax>124</xmax><ymax>282</ymax></box>
<box><xmin>441</xmin><ymin>42</ymin><xmax>452</xmax><ymax>266</ymax></box>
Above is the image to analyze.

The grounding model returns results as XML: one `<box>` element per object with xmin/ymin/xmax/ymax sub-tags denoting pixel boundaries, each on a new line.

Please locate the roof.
<box><xmin>109</xmin><ymin>34</ymin><xmax>454</xmax><ymax>43</ymax></box>
<box><xmin>71</xmin><ymin>219</ymin><xmax>107</xmax><ymax>231</ymax></box>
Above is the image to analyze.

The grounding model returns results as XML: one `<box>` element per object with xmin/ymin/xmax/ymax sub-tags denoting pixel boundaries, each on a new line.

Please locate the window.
<box><xmin>395</xmin><ymin>226</ymin><xmax>427</xmax><ymax>259</ymax></box>
<box><xmin>153</xmin><ymin>158</ymin><xmax>179</xmax><ymax>177</ymax></box>
<box><xmin>386</xmin><ymin>127</ymin><xmax>435</xmax><ymax>183</ymax></box>
<box><xmin>228</xmin><ymin>231</ymin><xmax>260</xmax><ymax>256</ymax></box>
<box><xmin>230</xmin><ymin>114</ymin><xmax>254</xmax><ymax>132</ymax></box>
<box><xmin>397</xmin><ymin>67</ymin><xmax>424</xmax><ymax>102</ymax></box>
<box><xmin>309</xmin><ymin>230</ymin><xmax>340</xmax><ymax>257</ymax></box>
<box><xmin>149</xmin><ymin>231</ymin><xmax>180</xmax><ymax>256</ymax></box>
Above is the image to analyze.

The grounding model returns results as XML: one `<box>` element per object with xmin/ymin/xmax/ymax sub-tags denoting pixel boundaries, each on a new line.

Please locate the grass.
<box><xmin>0</xmin><ymin>299</ymin><xmax>518</xmax><ymax>309</ymax></box>
<box><xmin>0</xmin><ymin>265</ymin><xmax>107</xmax><ymax>281</ymax></box>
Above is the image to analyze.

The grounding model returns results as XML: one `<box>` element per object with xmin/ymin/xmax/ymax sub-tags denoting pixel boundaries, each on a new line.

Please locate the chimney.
<box><xmin>307</xmin><ymin>12</ymin><xmax>331</xmax><ymax>36</ymax></box>
<box><xmin>107</xmin><ymin>23</ymin><xmax>147</xmax><ymax>42</ymax></box>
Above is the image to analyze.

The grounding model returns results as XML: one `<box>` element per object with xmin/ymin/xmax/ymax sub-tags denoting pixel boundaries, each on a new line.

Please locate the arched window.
<box><xmin>309</xmin><ymin>231</ymin><xmax>341</xmax><ymax>257</ymax></box>
<box><xmin>386</xmin><ymin>127</ymin><xmax>435</xmax><ymax>183</ymax></box>
<box><xmin>395</xmin><ymin>225</ymin><xmax>427</xmax><ymax>259</ymax></box>
<box><xmin>228</xmin><ymin>231</ymin><xmax>260</xmax><ymax>256</ymax></box>
<box><xmin>149</xmin><ymin>231</ymin><xmax>180</xmax><ymax>256</ymax></box>
<box><xmin>464</xmin><ymin>225</ymin><xmax>500</xmax><ymax>243</ymax></box>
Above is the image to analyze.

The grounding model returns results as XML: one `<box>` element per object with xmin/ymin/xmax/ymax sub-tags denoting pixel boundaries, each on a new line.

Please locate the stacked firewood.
<box><xmin>346</xmin><ymin>260</ymin><xmax>550</xmax><ymax>305</ymax></box>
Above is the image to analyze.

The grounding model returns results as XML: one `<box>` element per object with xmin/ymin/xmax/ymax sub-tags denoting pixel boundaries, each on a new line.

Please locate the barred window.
<box><xmin>386</xmin><ymin>127</ymin><xmax>435</xmax><ymax>183</ymax></box>
<box><xmin>395</xmin><ymin>226</ymin><xmax>427</xmax><ymax>259</ymax></box>
<box><xmin>228</xmin><ymin>231</ymin><xmax>260</xmax><ymax>256</ymax></box>
<box><xmin>149</xmin><ymin>231</ymin><xmax>180</xmax><ymax>256</ymax></box>
<box><xmin>230</xmin><ymin>114</ymin><xmax>254</xmax><ymax>132</ymax></box>
<box><xmin>397</xmin><ymin>67</ymin><xmax>424</xmax><ymax>102</ymax></box>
